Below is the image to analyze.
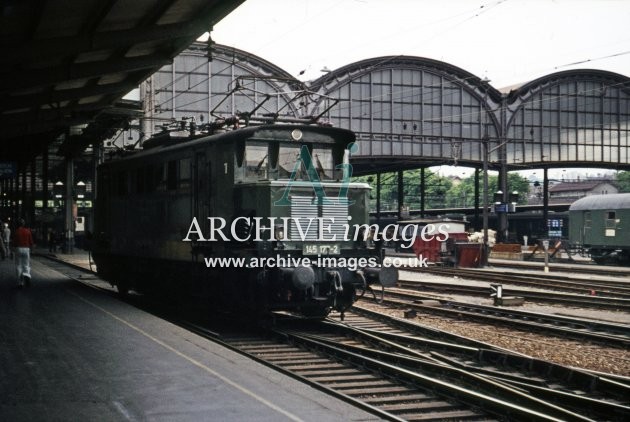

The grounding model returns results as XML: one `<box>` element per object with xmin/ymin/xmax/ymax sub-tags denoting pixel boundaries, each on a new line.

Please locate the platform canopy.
<box><xmin>0</xmin><ymin>0</ymin><xmax>243</xmax><ymax>160</ymax></box>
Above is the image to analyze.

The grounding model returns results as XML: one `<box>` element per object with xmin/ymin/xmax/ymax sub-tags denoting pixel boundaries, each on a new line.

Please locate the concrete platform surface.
<box><xmin>0</xmin><ymin>257</ymin><xmax>377</xmax><ymax>421</ymax></box>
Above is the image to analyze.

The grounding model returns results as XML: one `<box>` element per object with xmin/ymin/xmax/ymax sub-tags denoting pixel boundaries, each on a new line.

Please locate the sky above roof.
<box><xmin>210</xmin><ymin>0</ymin><xmax>629</xmax><ymax>178</ymax></box>
<box><xmin>212</xmin><ymin>0</ymin><xmax>630</xmax><ymax>88</ymax></box>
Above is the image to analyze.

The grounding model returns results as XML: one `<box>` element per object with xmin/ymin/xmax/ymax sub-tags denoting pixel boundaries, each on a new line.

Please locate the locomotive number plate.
<box><xmin>303</xmin><ymin>244</ymin><xmax>340</xmax><ymax>255</ymax></box>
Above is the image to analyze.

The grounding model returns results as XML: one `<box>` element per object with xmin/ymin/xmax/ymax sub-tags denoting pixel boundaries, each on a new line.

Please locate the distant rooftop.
<box><xmin>548</xmin><ymin>181</ymin><xmax>615</xmax><ymax>193</ymax></box>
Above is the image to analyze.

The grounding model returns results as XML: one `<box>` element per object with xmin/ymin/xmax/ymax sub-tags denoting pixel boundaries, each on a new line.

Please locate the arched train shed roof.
<box><xmin>304</xmin><ymin>58</ymin><xmax>630</xmax><ymax>174</ymax></box>
<box><xmin>305</xmin><ymin>55</ymin><xmax>505</xmax><ymax>173</ymax></box>
<box><xmin>143</xmin><ymin>42</ymin><xmax>305</xmax><ymax>138</ymax></box>
<box><xmin>211</xmin><ymin>43</ymin><xmax>302</xmax><ymax>84</ymax></box>
<box><xmin>141</xmin><ymin>45</ymin><xmax>630</xmax><ymax>175</ymax></box>
<box><xmin>504</xmin><ymin>68</ymin><xmax>630</xmax><ymax>170</ymax></box>
<box><xmin>310</xmin><ymin>55</ymin><xmax>503</xmax><ymax>103</ymax></box>
<box><xmin>506</xmin><ymin>69</ymin><xmax>630</xmax><ymax>104</ymax></box>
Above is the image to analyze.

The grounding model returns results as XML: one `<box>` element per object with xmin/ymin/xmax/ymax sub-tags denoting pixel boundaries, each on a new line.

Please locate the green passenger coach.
<box><xmin>569</xmin><ymin>193</ymin><xmax>630</xmax><ymax>265</ymax></box>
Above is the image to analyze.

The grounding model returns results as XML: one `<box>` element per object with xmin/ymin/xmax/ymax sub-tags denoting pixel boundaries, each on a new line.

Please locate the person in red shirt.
<box><xmin>12</xmin><ymin>218</ymin><xmax>34</xmax><ymax>288</ymax></box>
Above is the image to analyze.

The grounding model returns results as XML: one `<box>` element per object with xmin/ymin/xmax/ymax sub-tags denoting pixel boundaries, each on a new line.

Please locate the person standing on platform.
<box><xmin>2</xmin><ymin>222</ymin><xmax>10</xmax><ymax>260</ymax></box>
<box><xmin>47</xmin><ymin>227</ymin><xmax>55</xmax><ymax>253</ymax></box>
<box><xmin>12</xmin><ymin>219</ymin><xmax>34</xmax><ymax>288</ymax></box>
<box><xmin>0</xmin><ymin>221</ymin><xmax>6</xmax><ymax>260</ymax></box>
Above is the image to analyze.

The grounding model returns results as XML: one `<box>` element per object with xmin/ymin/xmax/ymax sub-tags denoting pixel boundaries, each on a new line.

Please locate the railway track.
<box><xmin>389</xmin><ymin>252</ymin><xmax>630</xmax><ymax>278</ymax></box>
<box><xmin>348</xmin><ymin>304</ymin><xmax>630</xmax><ymax>386</ymax></box>
<box><xmin>338</xmin><ymin>307</ymin><xmax>630</xmax><ymax>399</ymax></box>
<box><xmin>490</xmin><ymin>260</ymin><xmax>630</xmax><ymax>278</ymax></box>
<box><xmin>179</xmin><ymin>311</ymin><xmax>630</xmax><ymax>421</ymax></box>
<box><xmin>397</xmin><ymin>279</ymin><xmax>630</xmax><ymax>311</ymax></box>
<box><xmin>404</xmin><ymin>266</ymin><xmax>630</xmax><ymax>298</ymax></box>
<box><xmin>39</xmin><ymin>254</ymin><xmax>630</xmax><ymax>347</ymax></box>
<box><xmin>214</xmin><ymin>324</ymin><xmax>497</xmax><ymax>421</ymax></box>
<box><xmin>372</xmin><ymin>291</ymin><xmax>630</xmax><ymax>347</ymax></box>
<box><xmin>39</xmin><ymin>256</ymin><xmax>630</xmax><ymax>421</ymax></box>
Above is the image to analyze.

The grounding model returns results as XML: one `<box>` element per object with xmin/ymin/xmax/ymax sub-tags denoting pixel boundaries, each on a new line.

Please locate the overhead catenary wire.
<box><xmin>554</xmin><ymin>50</ymin><xmax>630</xmax><ymax>70</ymax></box>
<box><xmin>209</xmin><ymin>0</ymin><xmax>629</xmax><ymax>89</ymax></box>
<box><xmin>152</xmin><ymin>0</ymin><xmax>512</xmax><ymax>116</ymax></box>
<box><xmin>145</xmin><ymin>19</ymin><xmax>630</xmax><ymax>140</ymax></box>
<box><xmin>147</xmin><ymin>0</ymin><xmax>630</xmax><ymax>129</ymax></box>
<box><xmin>290</xmin><ymin>0</ymin><xmax>510</xmax><ymax>78</ymax></box>
<box><xmin>151</xmin><ymin>44</ymin><xmax>629</xmax><ymax>128</ymax></box>
<box><xmin>147</xmin><ymin>55</ymin><xmax>629</xmax><ymax>138</ymax></box>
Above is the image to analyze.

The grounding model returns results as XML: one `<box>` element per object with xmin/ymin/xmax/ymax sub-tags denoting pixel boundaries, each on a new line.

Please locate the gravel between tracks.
<box><xmin>351</xmin><ymin>268</ymin><xmax>630</xmax><ymax>376</ymax></box>
<box><xmin>355</xmin><ymin>300</ymin><xmax>630</xmax><ymax>376</ymax></box>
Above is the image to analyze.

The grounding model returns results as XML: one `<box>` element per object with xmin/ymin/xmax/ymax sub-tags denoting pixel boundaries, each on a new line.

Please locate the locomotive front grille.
<box><xmin>322</xmin><ymin>201</ymin><xmax>349</xmax><ymax>240</ymax></box>
<box><xmin>289</xmin><ymin>196</ymin><xmax>319</xmax><ymax>241</ymax></box>
<box><xmin>289</xmin><ymin>196</ymin><xmax>348</xmax><ymax>241</ymax></box>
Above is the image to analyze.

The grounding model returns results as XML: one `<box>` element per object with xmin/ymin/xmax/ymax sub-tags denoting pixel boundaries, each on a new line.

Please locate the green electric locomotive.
<box><xmin>93</xmin><ymin>123</ymin><xmax>397</xmax><ymax>317</ymax></box>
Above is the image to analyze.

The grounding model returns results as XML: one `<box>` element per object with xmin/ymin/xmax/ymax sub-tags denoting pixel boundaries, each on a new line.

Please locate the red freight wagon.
<box><xmin>395</xmin><ymin>219</ymin><xmax>469</xmax><ymax>264</ymax></box>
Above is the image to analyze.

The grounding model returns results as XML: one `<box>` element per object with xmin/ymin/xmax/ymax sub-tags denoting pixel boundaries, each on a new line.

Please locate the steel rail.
<box><xmin>396</xmin><ymin>279</ymin><xmax>630</xmax><ymax>311</ymax></box>
<box><xmin>178</xmin><ymin>321</ymin><xmax>407</xmax><ymax>422</ymax></box>
<box><xmin>37</xmin><ymin>256</ymin><xmax>630</xmax><ymax>420</ymax></box>
<box><xmin>291</xmin><ymin>324</ymin><xmax>630</xmax><ymax>421</ymax></box>
<box><xmin>411</xmin><ymin>266</ymin><xmax>630</xmax><ymax>297</ymax></box>
<box><xmin>283</xmin><ymin>330</ymin><xmax>591</xmax><ymax>421</ymax></box>
<box><xmin>379</xmin><ymin>291</ymin><xmax>630</xmax><ymax>347</ymax></box>
<box><xmin>489</xmin><ymin>260</ymin><xmax>630</xmax><ymax>278</ymax></box>
<box><xmin>345</xmin><ymin>306</ymin><xmax>630</xmax><ymax>401</ymax></box>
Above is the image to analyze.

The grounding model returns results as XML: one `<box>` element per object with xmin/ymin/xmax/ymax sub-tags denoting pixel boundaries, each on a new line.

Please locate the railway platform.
<box><xmin>0</xmin><ymin>253</ymin><xmax>378</xmax><ymax>421</ymax></box>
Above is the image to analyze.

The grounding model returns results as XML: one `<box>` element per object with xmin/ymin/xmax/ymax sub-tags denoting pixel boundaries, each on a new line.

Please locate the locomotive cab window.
<box><xmin>244</xmin><ymin>142</ymin><xmax>268</xmax><ymax>180</ymax></box>
<box><xmin>155</xmin><ymin>164</ymin><xmax>166</xmax><ymax>192</ymax></box>
<box><xmin>312</xmin><ymin>147</ymin><xmax>334</xmax><ymax>180</ymax></box>
<box><xmin>276</xmin><ymin>143</ymin><xmax>335</xmax><ymax>180</ymax></box>
<box><xmin>179</xmin><ymin>158</ymin><xmax>191</xmax><ymax>190</ymax></box>
<box><xmin>278</xmin><ymin>143</ymin><xmax>301</xmax><ymax>179</ymax></box>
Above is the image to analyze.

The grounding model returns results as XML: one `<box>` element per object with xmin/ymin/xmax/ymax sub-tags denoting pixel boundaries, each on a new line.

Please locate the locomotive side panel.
<box><xmin>214</xmin><ymin>143</ymin><xmax>235</xmax><ymax>223</ymax></box>
<box><xmin>110</xmin><ymin>153</ymin><xmax>194</xmax><ymax>261</ymax></box>
<box><xmin>94</xmin><ymin>149</ymin><xmax>199</xmax><ymax>292</ymax></box>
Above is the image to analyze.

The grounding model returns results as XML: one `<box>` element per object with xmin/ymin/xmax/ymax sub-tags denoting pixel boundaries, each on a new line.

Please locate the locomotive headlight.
<box><xmin>274</xmin><ymin>226</ymin><xmax>285</xmax><ymax>242</ymax></box>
